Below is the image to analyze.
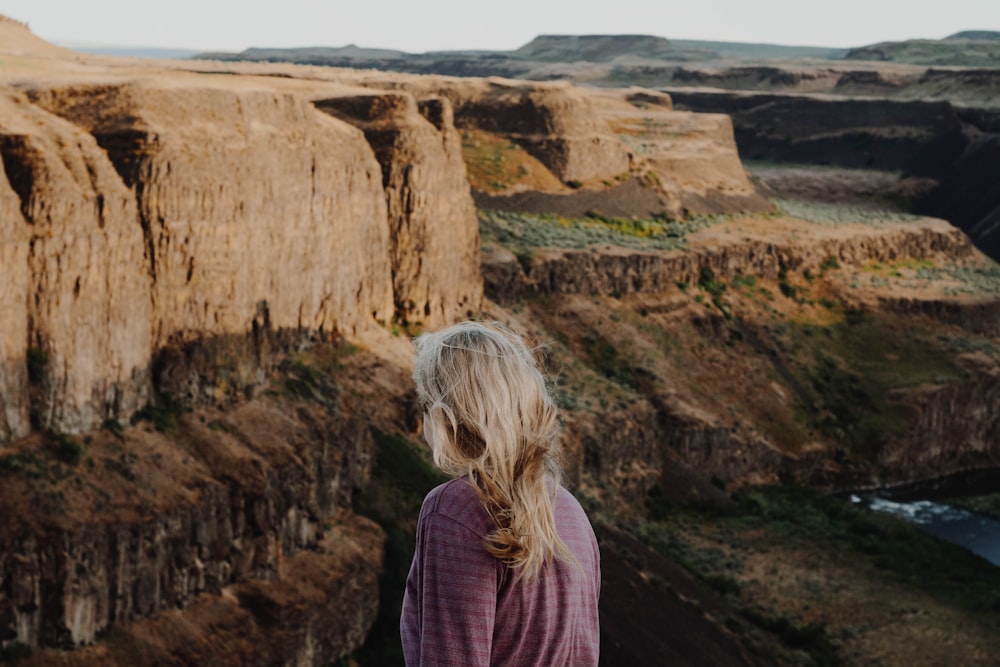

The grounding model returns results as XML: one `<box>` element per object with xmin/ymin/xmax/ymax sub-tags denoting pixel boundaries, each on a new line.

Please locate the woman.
<box><xmin>401</xmin><ymin>320</ymin><xmax>600</xmax><ymax>667</ymax></box>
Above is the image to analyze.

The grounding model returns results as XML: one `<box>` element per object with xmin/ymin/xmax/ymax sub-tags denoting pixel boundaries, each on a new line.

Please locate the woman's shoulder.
<box><xmin>420</xmin><ymin>477</ymin><xmax>492</xmax><ymax>532</ymax></box>
<box><xmin>423</xmin><ymin>477</ymin><xmax>476</xmax><ymax>507</ymax></box>
<box><xmin>555</xmin><ymin>486</ymin><xmax>597</xmax><ymax>535</ymax></box>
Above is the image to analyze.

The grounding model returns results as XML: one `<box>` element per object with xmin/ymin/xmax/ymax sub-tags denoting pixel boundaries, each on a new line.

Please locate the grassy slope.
<box><xmin>470</xmin><ymin>201</ymin><xmax>1000</xmax><ymax>665</ymax></box>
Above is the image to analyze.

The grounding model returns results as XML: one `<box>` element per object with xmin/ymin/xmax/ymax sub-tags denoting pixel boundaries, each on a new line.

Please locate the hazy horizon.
<box><xmin>5</xmin><ymin>0</ymin><xmax>999</xmax><ymax>55</ymax></box>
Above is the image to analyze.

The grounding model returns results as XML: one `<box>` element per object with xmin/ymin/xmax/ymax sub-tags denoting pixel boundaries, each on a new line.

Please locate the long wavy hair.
<box><xmin>413</xmin><ymin>320</ymin><xmax>572</xmax><ymax>580</ymax></box>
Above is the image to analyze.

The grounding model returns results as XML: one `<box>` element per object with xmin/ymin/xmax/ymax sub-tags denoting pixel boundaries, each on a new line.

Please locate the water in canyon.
<box><xmin>855</xmin><ymin>496</ymin><xmax>1000</xmax><ymax>567</ymax></box>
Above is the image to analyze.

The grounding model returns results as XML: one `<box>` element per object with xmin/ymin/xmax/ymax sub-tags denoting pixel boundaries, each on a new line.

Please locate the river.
<box><xmin>855</xmin><ymin>496</ymin><xmax>1000</xmax><ymax>567</ymax></box>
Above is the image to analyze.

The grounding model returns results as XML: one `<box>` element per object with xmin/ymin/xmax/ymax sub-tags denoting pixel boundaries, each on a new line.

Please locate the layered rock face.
<box><xmin>0</xmin><ymin>385</ymin><xmax>383</xmax><ymax>656</ymax></box>
<box><xmin>27</xmin><ymin>82</ymin><xmax>396</xmax><ymax>345</ymax></box>
<box><xmin>0</xmin><ymin>88</ymin><xmax>153</xmax><ymax>440</ymax></box>
<box><xmin>374</xmin><ymin>77</ymin><xmax>770</xmax><ymax>217</ymax></box>
<box><xmin>434</xmin><ymin>79</ymin><xmax>634</xmax><ymax>184</ymax></box>
<box><xmin>0</xmin><ymin>73</ymin><xmax>491</xmax><ymax>438</ymax></box>
<box><xmin>315</xmin><ymin>91</ymin><xmax>481</xmax><ymax>326</ymax></box>
<box><xmin>484</xmin><ymin>216</ymin><xmax>974</xmax><ymax>301</ymax></box>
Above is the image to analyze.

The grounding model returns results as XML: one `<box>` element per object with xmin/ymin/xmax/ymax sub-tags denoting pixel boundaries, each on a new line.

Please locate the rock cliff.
<box><xmin>0</xmin><ymin>87</ymin><xmax>153</xmax><ymax>441</ymax></box>
<box><xmin>4</xmin><ymin>19</ymin><xmax>1000</xmax><ymax>667</ymax></box>
<box><xmin>0</xmin><ymin>363</ymin><xmax>387</xmax><ymax>662</ymax></box>
<box><xmin>0</xmin><ymin>70</ymin><xmax>489</xmax><ymax>437</ymax></box>
<box><xmin>314</xmin><ymin>91</ymin><xmax>480</xmax><ymax>326</ymax></box>
<box><xmin>668</xmin><ymin>87</ymin><xmax>1000</xmax><ymax>263</ymax></box>
<box><xmin>341</xmin><ymin>74</ymin><xmax>770</xmax><ymax>218</ymax></box>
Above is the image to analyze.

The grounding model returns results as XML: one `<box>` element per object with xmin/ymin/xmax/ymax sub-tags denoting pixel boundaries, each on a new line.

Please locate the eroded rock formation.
<box><xmin>315</xmin><ymin>91</ymin><xmax>480</xmax><ymax>325</ymax></box>
<box><xmin>3</xmin><ymin>17</ymin><xmax>1000</xmax><ymax>666</ymax></box>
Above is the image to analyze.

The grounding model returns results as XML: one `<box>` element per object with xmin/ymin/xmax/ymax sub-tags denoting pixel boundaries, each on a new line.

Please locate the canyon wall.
<box><xmin>0</xmin><ymin>88</ymin><xmax>153</xmax><ymax>440</ymax></box>
<box><xmin>483</xmin><ymin>217</ymin><xmax>974</xmax><ymax>302</ymax></box>
<box><xmin>0</xmin><ymin>74</ymin><xmax>489</xmax><ymax>438</ymax></box>
<box><xmin>666</xmin><ymin>89</ymin><xmax>967</xmax><ymax>176</ymax></box>
<box><xmin>314</xmin><ymin>91</ymin><xmax>481</xmax><ymax>326</ymax></box>
<box><xmin>346</xmin><ymin>74</ymin><xmax>770</xmax><ymax>217</ymax></box>
<box><xmin>667</xmin><ymin>88</ymin><xmax>1000</xmax><ymax>262</ymax></box>
<box><xmin>0</xmin><ymin>378</ymin><xmax>384</xmax><ymax>659</ymax></box>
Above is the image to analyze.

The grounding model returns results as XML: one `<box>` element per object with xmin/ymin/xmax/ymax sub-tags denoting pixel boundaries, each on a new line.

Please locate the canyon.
<box><xmin>1</xmin><ymin>17</ymin><xmax>999</xmax><ymax>667</ymax></box>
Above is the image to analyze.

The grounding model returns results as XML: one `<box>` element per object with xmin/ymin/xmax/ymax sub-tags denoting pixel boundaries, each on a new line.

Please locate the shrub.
<box><xmin>49</xmin><ymin>431</ymin><xmax>83</xmax><ymax>466</ymax></box>
<box><xmin>26</xmin><ymin>347</ymin><xmax>48</xmax><ymax>385</ymax></box>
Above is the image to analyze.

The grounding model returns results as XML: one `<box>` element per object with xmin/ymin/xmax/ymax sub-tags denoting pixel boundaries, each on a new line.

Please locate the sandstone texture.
<box><xmin>4</xmin><ymin>17</ymin><xmax>1000</xmax><ymax>667</ymax></box>
<box><xmin>0</xmin><ymin>19</ymin><xmax>488</xmax><ymax>439</ymax></box>
<box><xmin>315</xmin><ymin>91</ymin><xmax>480</xmax><ymax>325</ymax></box>
<box><xmin>0</xmin><ymin>87</ymin><xmax>153</xmax><ymax>440</ymax></box>
<box><xmin>345</xmin><ymin>74</ymin><xmax>770</xmax><ymax>218</ymax></box>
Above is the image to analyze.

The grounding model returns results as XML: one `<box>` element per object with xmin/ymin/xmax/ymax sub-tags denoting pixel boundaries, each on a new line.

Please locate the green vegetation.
<box><xmin>641</xmin><ymin>484</ymin><xmax>1000</xmax><ymax>666</ymax></box>
<box><xmin>0</xmin><ymin>641</ymin><xmax>32</xmax><ymax>662</ymax></box>
<box><xmin>353</xmin><ymin>429</ymin><xmax>446</xmax><ymax>666</ymax></box>
<box><xmin>26</xmin><ymin>346</ymin><xmax>48</xmax><ymax>385</ymax></box>
<box><xmin>0</xmin><ymin>432</ymin><xmax>84</xmax><ymax>482</ymax></box>
<box><xmin>460</xmin><ymin>129</ymin><xmax>552</xmax><ymax>192</ymax></box>
<box><xmin>274</xmin><ymin>341</ymin><xmax>358</xmax><ymax>407</ymax></box>
<box><xmin>777</xmin><ymin>316</ymin><xmax>962</xmax><ymax>461</ymax></box>
<box><xmin>48</xmin><ymin>431</ymin><xmax>83</xmax><ymax>466</ymax></box>
<box><xmin>479</xmin><ymin>209</ymin><xmax>715</xmax><ymax>255</ymax></box>
<box><xmin>0</xmin><ymin>453</ymin><xmax>35</xmax><ymax>476</ymax></box>
<box><xmin>580</xmin><ymin>334</ymin><xmax>638</xmax><ymax>389</ymax></box>
<box><xmin>774</xmin><ymin>199</ymin><xmax>925</xmax><ymax>226</ymax></box>
<box><xmin>131</xmin><ymin>391</ymin><xmax>187</xmax><ymax>432</ymax></box>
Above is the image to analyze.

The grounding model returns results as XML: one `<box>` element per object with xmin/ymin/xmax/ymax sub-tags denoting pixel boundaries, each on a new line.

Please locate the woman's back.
<box><xmin>402</xmin><ymin>320</ymin><xmax>601</xmax><ymax>666</ymax></box>
<box><xmin>401</xmin><ymin>477</ymin><xmax>600</xmax><ymax>666</ymax></box>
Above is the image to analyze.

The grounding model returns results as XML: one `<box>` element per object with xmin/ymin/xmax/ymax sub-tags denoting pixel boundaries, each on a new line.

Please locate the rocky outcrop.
<box><xmin>0</xmin><ymin>387</ymin><xmax>381</xmax><ymax>652</ymax></box>
<box><xmin>667</xmin><ymin>89</ymin><xmax>968</xmax><ymax>177</ymax></box>
<box><xmin>366</xmin><ymin>76</ymin><xmax>769</xmax><ymax>217</ymax></box>
<box><xmin>877</xmin><ymin>295</ymin><xmax>1000</xmax><ymax>336</ymax></box>
<box><xmin>666</xmin><ymin>87</ymin><xmax>1000</xmax><ymax>263</ymax></box>
<box><xmin>315</xmin><ymin>91</ymin><xmax>481</xmax><ymax>326</ymax></box>
<box><xmin>27</xmin><ymin>82</ymin><xmax>396</xmax><ymax>344</ymax></box>
<box><xmin>484</xmin><ymin>216</ymin><xmax>973</xmax><ymax>301</ymax></box>
<box><xmin>0</xmin><ymin>88</ymin><xmax>153</xmax><ymax>440</ymax></box>
<box><xmin>0</xmin><ymin>72</ymin><xmax>491</xmax><ymax>439</ymax></box>
<box><xmin>873</xmin><ymin>355</ymin><xmax>1000</xmax><ymax>487</ymax></box>
<box><xmin>440</xmin><ymin>79</ymin><xmax>634</xmax><ymax>184</ymax></box>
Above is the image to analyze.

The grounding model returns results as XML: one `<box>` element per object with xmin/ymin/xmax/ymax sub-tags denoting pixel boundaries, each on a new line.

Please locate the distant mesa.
<box><xmin>242</xmin><ymin>44</ymin><xmax>409</xmax><ymax>60</ymax></box>
<box><xmin>845</xmin><ymin>31</ymin><xmax>1000</xmax><ymax>66</ymax></box>
<box><xmin>945</xmin><ymin>30</ymin><xmax>1000</xmax><ymax>41</ymax></box>
<box><xmin>510</xmin><ymin>34</ymin><xmax>674</xmax><ymax>62</ymax></box>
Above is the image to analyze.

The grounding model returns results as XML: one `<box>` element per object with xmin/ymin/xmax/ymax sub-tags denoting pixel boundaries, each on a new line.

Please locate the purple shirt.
<box><xmin>400</xmin><ymin>477</ymin><xmax>600</xmax><ymax>666</ymax></box>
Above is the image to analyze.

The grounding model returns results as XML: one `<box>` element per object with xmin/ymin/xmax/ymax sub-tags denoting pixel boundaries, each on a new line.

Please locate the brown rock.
<box><xmin>0</xmin><ymin>87</ymin><xmax>152</xmax><ymax>438</ymax></box>
<box><xmin>316</xmin><ymin>91</ymin><xmax>481</xmax><ymax>327</ymax></box>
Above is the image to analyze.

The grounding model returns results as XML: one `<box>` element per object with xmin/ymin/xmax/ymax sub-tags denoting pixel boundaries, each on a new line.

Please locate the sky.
<box><xmin>4</xmin><ymin>0</ymin><xmax>1000</xmax><ymax>54</ymax></box>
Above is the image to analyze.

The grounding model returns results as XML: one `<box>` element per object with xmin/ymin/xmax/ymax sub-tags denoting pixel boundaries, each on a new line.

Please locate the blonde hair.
<box><xmin>413</xmin><ymin>320</ymin><xmax>572</xmax><ymax>580</ymax></box>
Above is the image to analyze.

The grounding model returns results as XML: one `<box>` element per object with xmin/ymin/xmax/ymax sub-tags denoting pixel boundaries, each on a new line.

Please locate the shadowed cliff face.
<box><xmin>0</xmin><ymin>344</ymin><xmax>391</xmax><ymax>661</ymax></box>
<box><xmin>0</xmin><ymin>89</ymin><xmax>153</xmax><ymax>440</ymax></box>
<box><xmin>666</xmin><ymin>87</ymin><xmax>1000</xmax><ymax>263</ymax></box>
<box><xmin>667</xmin><ymin>89</ymin><xmax>968</xmax><ymax>177</ymax></box>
